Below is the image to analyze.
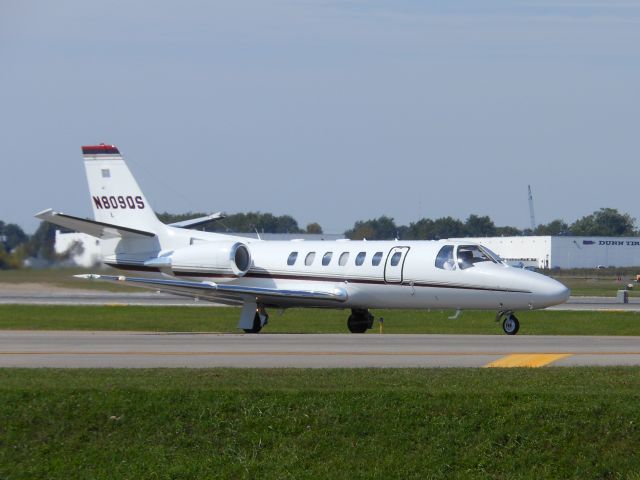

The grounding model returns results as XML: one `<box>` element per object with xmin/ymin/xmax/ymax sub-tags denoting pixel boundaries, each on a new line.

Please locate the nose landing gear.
<box><xmin>496</xmin><ymin>311</ymin><xmax>520</xmax><ymax>335</ymax></box>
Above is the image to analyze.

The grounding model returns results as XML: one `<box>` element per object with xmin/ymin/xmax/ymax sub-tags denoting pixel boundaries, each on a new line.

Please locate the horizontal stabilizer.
<box><xmin>35</xmin><ymin>209</ymin><xmax>155</xmax><ymax>239</ymax></box>
<box><xmin>75</xmin><ymin>274</ymin><xmax>348</xmax><ymax>303</ymax></box>
<box><xmin>168</xmin><ymin>212</ymin><xmax>226</xmax><ymax>229</ymax></box>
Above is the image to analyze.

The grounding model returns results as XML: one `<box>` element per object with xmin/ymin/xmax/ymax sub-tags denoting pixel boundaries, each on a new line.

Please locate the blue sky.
<box><xmin>1</xmin><ymin>0</ymin><xmax>639</xmax><ymax>233</ymax></box>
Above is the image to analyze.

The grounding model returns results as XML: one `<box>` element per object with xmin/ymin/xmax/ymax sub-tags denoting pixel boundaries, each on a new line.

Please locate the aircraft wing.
<box><xmin>35</xmin><ymin>209</ymin><xmax>155</xmax><ymax>239</ymax></box>
<box><xmin>74</xmin><ymin>274</ymin><xmax>348</xmax><ymax>304</ymax></box>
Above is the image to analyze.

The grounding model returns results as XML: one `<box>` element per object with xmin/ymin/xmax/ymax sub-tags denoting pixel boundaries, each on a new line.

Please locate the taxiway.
<box><xmin>1</xmin><ymin>331</ymin><xmax>639</xmax><ymax>368</ymax></box>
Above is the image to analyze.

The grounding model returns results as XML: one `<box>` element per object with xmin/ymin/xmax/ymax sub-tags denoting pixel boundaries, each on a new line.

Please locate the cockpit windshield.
<box><xmin>481</xmin><ymin>246</ymin><xmax>503</xmax><ymax>264</ymax></box>
<box><xmin>456</xmin><ymin>245</ymin><xmax>501</xmax><ymax>270</ymax></box>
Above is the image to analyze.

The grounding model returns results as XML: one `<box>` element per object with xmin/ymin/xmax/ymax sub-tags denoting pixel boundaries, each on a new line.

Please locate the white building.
<box><xmin>54</xmin><ymin>231</ymin><xmax>102</xmax><ymax>267</ymax></box>
<box><xmin>454</xmin><ymin>236</ymin><xmax>640</xmax><ymax>269</ymax></box>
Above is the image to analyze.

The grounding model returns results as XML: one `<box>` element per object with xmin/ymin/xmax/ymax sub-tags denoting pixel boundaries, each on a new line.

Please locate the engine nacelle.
<box><xmin>168</xmin><ymin>241</ymin><xmax>252</xmax><ymax>278</ymax></box>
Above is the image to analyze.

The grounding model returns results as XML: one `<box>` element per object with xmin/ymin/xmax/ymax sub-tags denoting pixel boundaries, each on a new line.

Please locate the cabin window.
<box><xmin>435</xmin><ymin>245</ymin><xmax>456</xmax><ymax>270</ymax></box>
<box><xmin>372</xmin><ymin>251</ymin><xmax>383</xmax><ymax>266</ymax></box>
<box><xmin>287</xmin><ymin>252</ymin><xmax>298</xmax><ymax>266</ymax></box>
<box><xmin>390</xmin><ymin>251</ymin><xmax>402</xmax><ymax>267</ymax></box>
<box><xmin>322</xmin><ymin>252</ymin><xmax>333</xmax><ymax>266</ymax></box>
<box><xmin>305</xmin><ymin>252</ymin><xmax>316</xmax><ymax>266</ymax></box>
<box><xmin>355</xmin><ymin>252</ymin><xmax>366</xmax><ymax>266</ymax></box>
<box><xmin>339</xmin><ymin>252</ymin><xmax>349</xmax><ymax>266</ymax></box>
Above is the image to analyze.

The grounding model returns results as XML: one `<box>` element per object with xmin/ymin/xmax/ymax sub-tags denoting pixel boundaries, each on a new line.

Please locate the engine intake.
<box><xmin>230</xmin><ymin>242</ymin><xmax>251</xmax><ymax>276</ymax></box>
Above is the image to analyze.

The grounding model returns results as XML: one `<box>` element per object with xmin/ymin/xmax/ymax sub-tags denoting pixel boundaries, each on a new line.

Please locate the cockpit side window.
<box><xmin>435</xmin><ymin>245</ymin><xmax>456</xmax><ymax>270</ymax></box>
<box><xmin>456</xmin><ymin>245</ymin><xmax>497</xmax><ymax>270</ymax></box>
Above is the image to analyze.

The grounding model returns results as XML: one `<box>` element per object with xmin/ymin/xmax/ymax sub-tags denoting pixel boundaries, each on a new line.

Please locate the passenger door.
<box><xmin>384</xmin><ymin>246</ymin><xmax>410</xmax><ymax>283</ymax></box>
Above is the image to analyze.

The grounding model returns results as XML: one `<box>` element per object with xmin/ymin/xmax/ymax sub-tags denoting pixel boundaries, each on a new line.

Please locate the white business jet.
<box><xmin>36</xmin><ymin>145</ymin><xmax>569</xmax><ymax>335</ymax></box>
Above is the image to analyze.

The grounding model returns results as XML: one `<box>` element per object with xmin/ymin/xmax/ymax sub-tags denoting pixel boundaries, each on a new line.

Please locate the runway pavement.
<box><xmin>1</xmin><ymin>331</ymin><xmax>639</xmax><ymax>368</ymax></box>
<box><xmin>547</xmin><ymin>296</ymin><xmax>640</xmax><ymax>311</ymax></box>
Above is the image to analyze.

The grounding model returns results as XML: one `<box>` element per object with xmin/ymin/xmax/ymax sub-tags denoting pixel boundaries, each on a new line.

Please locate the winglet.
<box><xmin>74</xmin><ymin>274</ymin><xmax>127</xmax><ymax>282</ymax></box>
<box><xmin>74</xmin><ymin>274</ymin><xmax>103</xmax><ymax>280</ymax></box>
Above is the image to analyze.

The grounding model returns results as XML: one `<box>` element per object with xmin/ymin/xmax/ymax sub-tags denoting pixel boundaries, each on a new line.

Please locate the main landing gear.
<box><xmin>497</xmin><ymin>311</ymin><xmax>520</xmax><ymax>335</ymax></box>
<box><xmin>347</xmin><ymin>308</ymin><xmax>375</xmax><ymax>333</ymax></box>
<box><xmin>243</xmin><ymin>307</ymin><xmax>269</xmax><ymax>334</ymax></box>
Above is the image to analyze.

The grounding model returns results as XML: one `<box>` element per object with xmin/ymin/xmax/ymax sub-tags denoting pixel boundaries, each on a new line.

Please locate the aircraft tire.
<box><xmin>347</xmin><ymin>310</ymin><xmax>374</xmax><ymax>334</ymax></box>
<box><xmin>502</xmin><ymin>314</ymin><xmax>520</xmax><ymax>335</ymax></box>
<box><xmin>347</xmin><ymin>314</ymin><xmax>367</xmax><ymax>333</ymax></box>
<box><xmin>243</xmin><ymin>312</ymin><xmax>265</xmax><ymax>334</ymax></box>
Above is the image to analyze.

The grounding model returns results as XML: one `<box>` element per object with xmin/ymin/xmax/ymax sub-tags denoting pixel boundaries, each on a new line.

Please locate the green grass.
<box><xmin>2</xmin><ymin>305</ymin><xmax>640</xmax><ymax>335</ymax></box>
<box><xmin>552</xmin><ymin>275</ymin><xmax>640</xmax><ymax>297</ymax></box>
<box><xmin>1</xmin><ymin>368</ymin><xmax>639</xmax><ymax>479</ymax></box>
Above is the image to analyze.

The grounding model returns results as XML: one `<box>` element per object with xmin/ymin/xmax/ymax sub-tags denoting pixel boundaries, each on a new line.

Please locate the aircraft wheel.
<box><xmin>243</xmin><ymin>312</ymin><xmax>267</xmax><ymax>334</ymax></box>
<box><xmin>347</xmin><ymin>309</ymin><xmax>374</xmax><ymax>333</ymax></box>
<box><xmin>347</xmin><ymin>314</ymin><xmax>367</xmax><ymax>333</ymax></box>
<box><xmin>502</xmin><ymin>314</ymin><xmax>520</xmax><ymax>335</ymax></box>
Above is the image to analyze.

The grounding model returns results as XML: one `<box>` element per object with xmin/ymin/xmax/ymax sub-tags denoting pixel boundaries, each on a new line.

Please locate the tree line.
<box><xmin>0</xmin><ymin>220</ymin><xmax>59</xmax><ymax>269</ymax></box>
<box><xmin>0</xmin><ymin>207</ymin><xmax>636</xmax><ymax>269</ymax></box>
<box><xmin>345</xmin><ymin>208</ymin><xmax>636</xmax><ymax>240</ymax></box>
<box><xmin>156</xmin><ymin>212</ymin><xmax>323</xmax><ymax>235</ymax></box>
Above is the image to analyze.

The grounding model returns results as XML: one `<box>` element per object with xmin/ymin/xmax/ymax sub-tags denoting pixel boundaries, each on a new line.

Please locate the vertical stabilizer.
<box><xmin>82</xmin><ymin>144</ymin><xmax>162</xmax><ymax>231</ymax></box>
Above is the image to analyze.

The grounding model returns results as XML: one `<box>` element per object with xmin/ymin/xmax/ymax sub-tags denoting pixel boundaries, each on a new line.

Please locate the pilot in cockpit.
<box><xmin>457</xmin><ymin>250</ymin><xmax>474</xmax><ymax>269</ymax></box>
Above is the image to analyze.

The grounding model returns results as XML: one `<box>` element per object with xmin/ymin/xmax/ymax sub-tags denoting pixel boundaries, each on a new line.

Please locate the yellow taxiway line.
<box><xmin>484</xmin><ymin>353</ymin><xmax>573</xmax><ymax>368</ymax></box>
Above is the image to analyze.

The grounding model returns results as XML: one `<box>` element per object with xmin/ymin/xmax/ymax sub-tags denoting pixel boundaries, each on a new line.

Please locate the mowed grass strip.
<box><xmin>554</xmin><ymin>276</ymin><xmax>640</xmax><ymax>297</ymax></box>
<box><xmin>1</xmin><ymin>368</ymin><xmax>640</xmax><ymax>479</ymax></box>
<box><xmin>2</xmin><ymin>305</ymin><xmax>640</xmax><ymax>335</ymax></box>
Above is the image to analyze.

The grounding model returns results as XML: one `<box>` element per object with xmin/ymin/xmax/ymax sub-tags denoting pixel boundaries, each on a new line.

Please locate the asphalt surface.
<box><xmin>2</xmin><ymin>286</ymin><xmax>638</xmax><ymax>369</ymax></box>
<box><xmin>547</xmin><ymin>296</ymin><xmax>640</xmax><ymax>311</ymax></box>
<box><xmin>1</xmin><ymin>331</ymin><xmax>639</xmax><ymax>368</ymax></box>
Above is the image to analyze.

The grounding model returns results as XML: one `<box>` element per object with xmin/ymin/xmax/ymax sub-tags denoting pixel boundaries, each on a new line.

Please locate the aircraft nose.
<box><xmin>535</xmin><ymin>276</ymin><xmax>570</xmax><ymax>307</ymax></box>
